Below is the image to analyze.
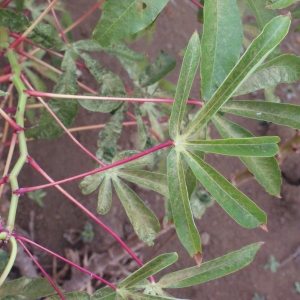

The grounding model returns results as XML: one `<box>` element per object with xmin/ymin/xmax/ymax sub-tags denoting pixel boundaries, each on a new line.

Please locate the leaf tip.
<box><xmin>259</xmin><ymin>224</ymin><xmax>268</xmax><ymax>232</ymax></box>
<box><xmin>193</xmin><ymin>252</ymin><xmax>202</xmax><ymax>268</ymax></box>
<box><xmin>258</xmin><ymin>241</ymin><xmax>265</xmax><ymax>246</ymax></box>
<box><xmin>275</xmin><ymin>194</ymin><xmax>282</xmax><ymax>199</ymax></box>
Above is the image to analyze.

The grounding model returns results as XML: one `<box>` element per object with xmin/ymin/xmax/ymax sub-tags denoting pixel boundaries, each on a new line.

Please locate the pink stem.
<box><xmin>0</xmin><ymin>175</ymin><xmax>9</xmax><ymax>185</ymax></box>
<box><xmin>1</xmin><ymin>0</ymin><xmax>12</xmax><ymax>8</ymax></box>
<box><xmin>26</xmin><ymin>156</ymin><xmax>146</xmax><ymax>271</ymax></box>
<box><xmin>24</xmin><ymin>90</ymin><xmax>204</xmax><ymax>106</ymax></box>
<box><xmin>0</xmin><ymin>74</ymin><xmax>12</xmax><ymax>83</ymax></box>
<box><xmin>21</xmin><ymin>74</ymin><xmax>106</xmax><ymax>167</ymax></box>
<box><xmin>15</xmin><ymin>141</ymin><xmax>174</xmax><ymax>193</ymax></box>
<box><xmin>190</xmin><ymin>0</ymin><xmax>204</xmax><ymax>9</ymax></box>
<box><xmin>0</xmin><ymin>112</ymin><xmax>24</xmax><ymax>133</ymax></box>
<box><xmin>16</xmin><ymin>235</ymin><xmax>117</xmax><ymax>290</ymax></box>
<box><xmin>17</xmin><ymin>239</ymin><xmax>66</xmax><ymax>300</ymax></box>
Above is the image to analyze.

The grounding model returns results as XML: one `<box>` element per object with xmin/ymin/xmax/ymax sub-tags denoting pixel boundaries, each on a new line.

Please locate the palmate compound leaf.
<box><xmin>112</xmin><ymin>176</ymin><xmax>160</xmax><ymax>246</ymax></box>
<box><xmin>183</xmin><ymin>150</ymin><xmax>266</xmax><ymax>228</ymax></box>
<box><xmin>266</xmin><ymin>0</ymin><xmax>298</xmax><ymax>9</ymax></box>
<box><xmin>233</xmin><ymin>54</ymin><xmax>300</xmax><ymax>96</ymax></box>
<box><xmin>157</xmin><ymin>242</ymin><xmax>262</xmax><ymax>288</ymax></box>
<box><xmin>221</xmin><ymin>100</ymin><xmax>300</xmax><ymax>130</ymax></box>
<box><xmin>118</xmin><ymin>253</ymin><xmax>178</xmax><ymax>289</ymax></box>
<box><xmin>183</xmin><ymin>137</ymin><xmax>279</xmax><ymax>157</ymax></box>
<box><xmin>139</xmin><ymin>51</ymin><xmax>176</xmax><ymax>87</ymax></box>
<box><xmin>92</xmin><ymin>0</ymin><xmax>169</xmax><ymax>47</ymax></box>
<box><xmin>201</xmin><ymin>0</ymin><xmax>243</xmax><ymax>101</ymax></box>
<box><xmin>213</xmin><ymin>114</ymin><xmax>281</xmax><ymax>196</ymax></box>
<box><xmin>169</xmin><ymin>32</ymin><xmax>201</xmax><ymax>140</ymax></box>
<box><xmin>25</xmin><ymin>50</ymin><xmax>78</xmax><ymax>140</ymax></box>
<box><xmin>48</xmin><ymin>291</ymin><xmax>90</xmax><ymax>300</ymax></box>
<box><xmin>167</xmin><ymin>149</ymin><xmax>202</xmax><ymax>260</ymax></box>
<box><xmin>182</xmin><ymin>15</ymin><xmax>291</xmax><ymax>138</ymax></box>
<box><xmin>0</xmin><ymin>277</ymin><xmax>57</xmax><ymax>299</ymax></box>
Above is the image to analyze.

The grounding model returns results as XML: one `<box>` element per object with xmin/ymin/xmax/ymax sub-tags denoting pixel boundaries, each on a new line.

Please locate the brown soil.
<box><xmin>8</xmin><ymin>1</ymin><xmax>300</xmax><ymax>299</ymax></box>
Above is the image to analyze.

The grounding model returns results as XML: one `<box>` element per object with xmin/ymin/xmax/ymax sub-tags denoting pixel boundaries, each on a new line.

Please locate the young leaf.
<box><xmin>49</xmin><ymin>291</ymin><xmax>90</xmax><ymax>300</ymax></box>
<box><xmin>112</xmin><ymin>176</ymin><xmax>160</xmax><ymax>245</ymax></box>
<box><xmin>183</xmin><ymin>150</ymin><xmax>267</xmax><ymax>228</ymax></box>
<box><xmin>213</xmin><ymin>114</ymin><xmax>281</xmax><ymax>196</ymax></box>
<box><xmin>157</xmin><ymin>242</ymin><xmax>262</xmax><ymax>288</ymax></box>
<box><xmin>117</xmin><ymin>169</ymin><xmax>169</xmax><ymax>198</ymax></box>
<box><xmin>167</xmin><ymin>149</ymin><xmax>202</xmax><ymax>259</ymax></box>
<box><xmin>169</xmin><ymin>32</ymin><xmax>201</xmax><ymax>140</ymax></box>
<box><xmin>266</xmin><ymin>0</ymin><xmax>297</xmax><ymax>9</ymax></box>
<box><xmin>91</xmin><ymin>287</ymin><xmax>116</xmax><ymax>300</ymax></box>
<box><xmin>92</xmin><ymin>0</ymin><xmax>169</xmax><ymax>47</ymax></box>
<box><xmin>182</xmin><ymin>15</ymin><xmax>291</xmax><ymax>138</ymax></box>
<box><xmin>246</xmin><ymin>0</ymin><xmax>277</xmax><ymax>30</ymax></box>
<box><xmin>222</xmin><ymin>100</ymin><xmax>300</xmax><ymax>130</ymax></box>
<box><xmin>119</xmin><ymin>253</ymin><xmax>178</xmax><ymax>288</ymax></box>
<box><xmin>201</xmin><ymin>0</ymin><xmax>243</xmax><ymax>101</ymax></box>
<box><xmin>234</xmin><ymin>54</ymin><xmax>300</xmax><ymax>96</ymax></box>
<box><xmin>26</xmin><ymin>51</ymin><xmax>78</xmax><ymax>140</ymax></box>
<box><xmin>139</xmin><ymin>51</ymin><xmax>176</xmax><ymax>87</ymax></box>
<box><xmin>0</xmin><ymin>277</ymin><xmax>57</xmax><ymax>299</ymax></box>
<box><xmin>98</xmin><ymin>175</ymin><xmax>112</xmax><ymax>214</ymax></box>
<box><xmin>184</xmin><ymin>137</ymin><xmax>279</xmax><ymax>157</ymax></box>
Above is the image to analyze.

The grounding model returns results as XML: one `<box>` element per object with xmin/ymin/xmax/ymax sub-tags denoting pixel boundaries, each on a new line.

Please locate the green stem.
<box><xmin>0</xmin><ymin>236</ymin><xmax>17</xmax><ymax>285</ymax></box>
<box><xmin>0</xmin><ymin>232</ymin><xmax>7</xmax><ymax>239</ymax></box>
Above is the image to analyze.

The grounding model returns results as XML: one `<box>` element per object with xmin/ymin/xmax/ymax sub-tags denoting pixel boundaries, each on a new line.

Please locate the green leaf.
<box><xmin>201</xmin><ymin>0</ymin><xmax>243</xmax><ymax>101</ymax></box>
<box><xmin>246</xmin><ymin>0</ymin><xmax>277</xmax><ymax>30</ymax></box>
<box><xmin>26</xmin><ymin>50</ymin><xmax>78</xmax><ymax>140</ymax></box>
<box><xmin>80</xmin><ymin>53</ymin><xmax>103</xmax><ymax>83</ymax></box>
<box><xmin>96</xmin><ymin>103</ymin><xmax>127</xmax><ymax>164</ymax></box>
<box><xmin>112</xmin><ymin>176</ymin><xmax>160</xmax><ymax>245</ymax></box>
<box><xmin>182</xmin><ymin>15</ymin><xmax>291</xmax><ymax>138</ymax></box>
<box><xmin>291</xmin><ymin>5</ymin><xmax>300</xmax><ymax>18</ymax></box>
<box><xmin>266</xmin><ymin>0</ymin><xmax>297</xmax><ymax>9</ymax></box>
<box><xmin>119</xmin><ymin>253</ymin><xmax>178</xmax><ymax>288</ymax></box>
<box><xmin>0</xmin><ymin>277</ymin><xmax>56</xmax><ymax>299</ymax></box>
<box><xmin>184</xmin><ymin>137</ymin><xmax>279</xmax><ymax>157</ymax></box>
<box><xmin>139</xmin><ymin>51</ymin><xmax>176</xmax><ymax>87</ymax></box>
<box><xmin>0</xmin><ymin>249</ymin><xmax>8</xmax><ymax>274</ymax></box>
<box><xmin>72</xmin><ymin>39</ymin><xmax>102</xmax><ymax>52</ymax></box>
<box><xmin>79</xmin><ymin>173</ymin><xmax>105</xmax><ymax>195</ymax></box>
<box><xmin>169</xmin><ymin>32</ymin><xmax>201</xmax><ymax>140</ymax></box>
<box><xmin>157</xmin><ymin>242</ymin><xmax>262</xmax><ymax>288</ymax></box>
<box><xmin>91</xmin><ymin>287</ymin><xmax>116</xmax><ymax>300</ymax></box>
<box><xmin>167</xmin><ymin>149</ymin><xmax>202</xmax><ymax>258</ymax></box>
<box><xmin>213</xmin><ymin>114</ymin><xmax>281</xmax><ymax>196</ymax></box>
<box><xmin>128</xmin><ymin>292</ymin><xmax>178</xmax><ymax>299</ymax></box>
<box><xmin>117</xmin><ymin>169</ymin><xmax>169</xmax><ymax>198</ymax></box>
<box><xmin>183</xmin><ymin>150</ymin><xmax>266</xmax><ymax>228</ymax></box>
<box><xmin>234</xmin><ymin>54</ymin><xmax>300</xmax><ymax>96</ymax></box>
<box><xmin>104</xmin><ymin>42</ymin><xmax>146</xmax><ymax>61</ymax></box>
<box><xmin>134</xmin><ymin>103</ymin><xmax>149</xmax><ymax>149</ymax></box>
<box><xmin>0</xmin><ymin>8</ymin><xmax>29</xmax><ymax>32</ymax></box>
<box><xmin>97</xmin><ymin>175</ymin><xmax>112</xmax><ymax>214</ymax></box>
<box><xmin>222</xmin><ymin>100</ymin><xmax>300</xmax><ymax>130</ymax></box>
<box><xmin>49</xmin><ymin>291</ymin><xmax>90</xmax><ymax>300</ymax></box>
<box><xmin>92</xmin><ymin>0</ymin><xmax>169</xmax><ymax>47</ymax></box>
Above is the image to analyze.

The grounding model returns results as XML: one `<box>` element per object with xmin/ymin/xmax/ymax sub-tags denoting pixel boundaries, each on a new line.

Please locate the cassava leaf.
<box><xmin>49</xmin><ymin>291</ymin><xmax>90</xmax><ymax>300</ymax></box>
<box><xmin>183</xmin><ymin>150</ymin><xmax>266</xmax><ymax>228</ymax></box>
<box><xmin>213</xmin><ymin>114</ymin><xmax>281</xmax><ymax>195</ymax></box>
<box><xmin>91</xmin><ymin>287</ymin><xmax>116</xmax><ymax>300</ymax></box>
<box><xmin>104</xmin><ymin>42</ymin><xmax>146</xmax><ymax>61</ymax></box>
<box><xmin>0</xmin><ymin>8</ymin><xmax>29</xmax><ymax>32</ymax></box>
<box><xmin>0</xmin><ymin>249</ymin><xmax>8</xmax><ymax>274</ymax></box>
<box><xmin>234</xmin><ymin>54</ymin><xmax>300</xmax><ymax>96</ymax></box>
<box><xmin>222</xmin><ymin>100</ymin><xmax>300</xmax><ymax>129</ymax></box>
<box><xmin>97</xmin><ymin>175</ymin><xmax>112</xmax><ymax>214</ymax></box>
<box><xmin>201</xmin><ymin>0</ymin><xmax>243</xmax><ymax>101</ymax></box>
<box><xmin>0</xmin><ymin>277</ymin><xmax>56</xmax><ymax>299</ymax></box>
<box><xmin>182</xmin><ymin>15</ymin><xmax>291</xmax><ymax>138</ymax></box>
<box><xmin>157</xmin><ymin>242</ymin><xmax>262</xmax><ymax>288</ymax></box>
<box><xmin>117</xmin><ymin>169</ymin><xmax>169</xmax><ymax>198</ymax></box>
<box><xmin>72</xmin><ymin>39</ymin><xmax>102</xmax><ymax>52</ymax></box>
<box><xmin>139</xmin><ymin>51</ymin><xmax>176</xmax><ymax>87</ymax></box>
<box><xmin>134</xmin><ymin>103</ymin><xmax>149</xmax><ymax>149</ymax></box>
<box><xmin>169</xmin><ymin>32</ymin><xmax>201</xmax><ymax>140</ymax></box>
<box><xmin>112</xmin><ymin>176</ymin><xmax>160</xmax><ymax>245</ymax></box>
<box><xmin>80</xmin><ymin>53</ymin><xmax>103</xmax><ymax>83</ymax></box>
<box><xmin>291</xmin><ymin>5</ymin><xmax>300</xmax><ymax>18</ymax></box>
<box><xmin>119</xmin><ymin>253</ymin><xmax>178</xmax><ymax>289</ymax></box>
<box><xmin>26</xmin><ymin>50</ymin><xmax>78</xmax><ymax>140</ymax></box>
<box><xmin>167</xmin><ymin>149</ymin><xmax>202</xmax><ymax>258</ymax></box>
<box><xmin>79</xmin><ymin>173</ymin><xmax>105</xmax><ymax>195</ymax></box>
<box><xmin>128</xmin><ymin>292</ymin><xmax>179</xmax><ymax>299</ymax></box>
<box><xmin>266</xmin><ymin>0</ymin><xmax>298</xmax><ymax>9</ymax></box>
<box><xmin>184</xmin><ymin>137</ymin><xmax>279</xmax><ymax>157</ymax></box>
<box><xmin>92</xmin><ymin>0</ymin><xmax>169</xmax><ymax>47</ymax></box>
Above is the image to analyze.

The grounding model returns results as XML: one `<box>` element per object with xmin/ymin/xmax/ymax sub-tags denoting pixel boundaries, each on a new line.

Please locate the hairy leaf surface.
<box><xmin>182</xmin><ymin>15</ymin><xmax>291</xmax><ymax>138</ymax></box>
<box><xmin>183</xmin><ymin>150</ymin><xmax>266</xmax><ymax>228</ymax></box>
<box><xmin>201</xmin><ymin>0</ymin><xmax>243</xmax><ymax>101</ymax></box>
<box><xmin>93</xmin><ymin>0</ymin><xmax>169</xmax><ymax>47</ymax></box>
<box><xmin>157</xmin><ymin>242</ymin><xmax>262</xmax><ymax>288</ymax></box>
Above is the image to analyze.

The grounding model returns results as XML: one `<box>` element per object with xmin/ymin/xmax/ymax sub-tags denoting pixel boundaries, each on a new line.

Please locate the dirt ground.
<box><xmin>8</xmin><ymin>1</ymin><xmax>300</xmax><ymax>299</ymax></box>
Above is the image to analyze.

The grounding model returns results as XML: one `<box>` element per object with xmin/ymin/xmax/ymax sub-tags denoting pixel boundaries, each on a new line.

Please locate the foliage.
<box><xmin>264</xmin><ymin>255</ymin><xmax>280</xmax><ymax>273</ymax></box>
